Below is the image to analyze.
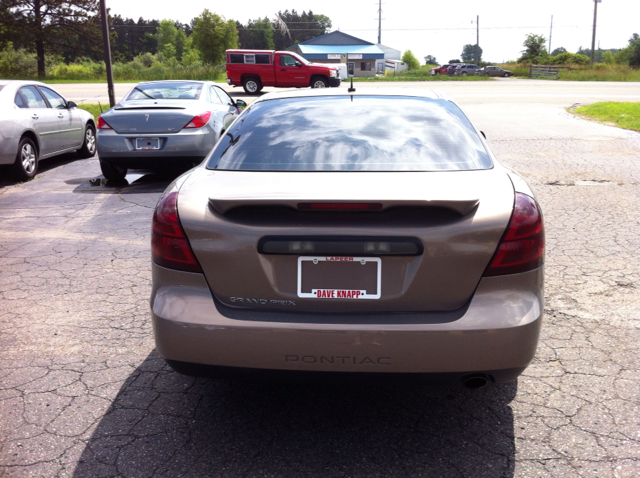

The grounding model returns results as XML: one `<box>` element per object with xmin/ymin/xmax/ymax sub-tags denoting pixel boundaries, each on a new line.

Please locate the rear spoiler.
<box><xmin>208</xmin><ymin>198</ymin><xmax>479</xmax><ymax>216</ymax></box>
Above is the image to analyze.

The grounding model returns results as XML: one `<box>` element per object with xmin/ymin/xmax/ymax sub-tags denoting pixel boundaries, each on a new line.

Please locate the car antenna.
<box><xmin>98</xmin><ymin>101</ymin><xmax>103</xmax><ymax>113</ymax></box>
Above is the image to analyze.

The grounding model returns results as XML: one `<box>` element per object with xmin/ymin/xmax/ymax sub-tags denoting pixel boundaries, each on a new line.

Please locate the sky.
<box><xmin>105</xmin><ymin>0</ymin><xmax>639</xmax><ymax>64</ymax></box>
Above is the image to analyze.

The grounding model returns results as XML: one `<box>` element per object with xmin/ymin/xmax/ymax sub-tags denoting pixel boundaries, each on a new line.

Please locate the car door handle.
<box><xmin>58</xmin><ymin>114</ymin><xmax>64</xmax><ymax>118</ymax></box>
<box><xmin>280</xmin><ymin>69</ymin><xmax>287</xmax><ymax>71</ymax></box>
<box><xmin>32</xmin><ymin>114</ymin><xmax>39</xmax><ymax>120</ymax></box>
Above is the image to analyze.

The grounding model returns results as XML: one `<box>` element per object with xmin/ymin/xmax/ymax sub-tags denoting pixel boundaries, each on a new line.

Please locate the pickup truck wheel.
<box><xmin>242</xmin><ymin>78</ymin><xmax>261</xmax><ymax>94</ymax></box>
<box><xmin>311</xmin><ymin>77</ymin><xmax>329</xmax><ymax>88</ymax></box>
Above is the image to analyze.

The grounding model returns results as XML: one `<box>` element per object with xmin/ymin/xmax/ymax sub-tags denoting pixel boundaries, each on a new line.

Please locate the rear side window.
<box><xmin>228</xmin><ymin>53</ymin><xmax>271</xmax><ymax>64</ymax></box>
<box><xmin>207</xmin><ymin>96</ymin><xmax>492</xmax><ymax>172</ymax></box>
<box><xmin>18</xmin><ymin>86</ymin><xmax>47</xmax><ymax>108</ymax></box>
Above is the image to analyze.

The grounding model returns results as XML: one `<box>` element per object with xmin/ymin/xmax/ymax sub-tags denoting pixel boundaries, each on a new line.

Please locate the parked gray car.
<box><xmin>0</xmin><ymin>80</ymin><xmax>96</xmax><ymax>180</ymax></box>
<box><xmin>150</xmin><ymin>89</ymin><xmax>545</xmax><ymax>388</ymax></box>
<box><xmin>97</xmin><ymin>80</ymin><xmax>246</xmax><ymax>181</ymax></box>
<box><xmin>478</xmin><ymin>66</ymin><xmax>513</xmax><ymax>77</ymax></box>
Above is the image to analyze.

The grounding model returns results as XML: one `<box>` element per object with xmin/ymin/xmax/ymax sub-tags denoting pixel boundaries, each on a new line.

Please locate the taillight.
<box><xmin>97</xmin><ymin>116</ymin><xmax>112</xmax><ymax>129</ymax></box>
<box><xmin>183</xmin><ymin>111</ymin><xmax>211</xmax><ymax>129</ymax></box>
<box><xmin>151</xmin><ymin>191</ymin><xmax>202</xmax><ymax>273</ymax></box>
<box><xmin>483</xmin><ymin>193</ymin><xmax>544</xmax><ymax>276</ymax></box>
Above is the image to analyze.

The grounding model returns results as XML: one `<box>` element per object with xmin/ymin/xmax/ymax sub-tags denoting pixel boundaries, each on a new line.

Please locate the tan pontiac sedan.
<box><xmin>150</xmin><ymin>89</ymin><xmax>544</xmax><ymax>388</ymax></box>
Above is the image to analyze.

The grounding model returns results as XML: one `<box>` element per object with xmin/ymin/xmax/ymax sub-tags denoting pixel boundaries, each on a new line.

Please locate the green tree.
<box><xmin>190</xmin><ymin>9</ymin><xmax>238</xmax><ymax>65</ymax></box>
<box><xmin>271</xmin><ymin>10</ymin><xmax>331</xmax><ymax>50</ymax></box>
<box><xmin>551</xmin><ymin>47</ymin><xmax>567</xmax><ymax>56</ymax></box>
<box><xmin>601</xmin><ymin>51</ymin><xmax>614</xmax><ymax>64</ymax></box>
<box><xmin>401</xmin><ymin>50</ymin><xmax>420</xmax><ymax>70</ymax></box>
<box><xmin>238</xmin><ymin>17</ymin><xmax>275</xmax><ymax>50</ymax></box>
<box><xmin>461</xmin><ymin>43</ymin><xmax>482</xmax><ymax>63</ymax></box>
<box><xmin>628</xmin><ymin>33</ymin><xmax>640</xmax><ymax>68</ymax></box>
<box><xmin>518</xmin><ymin>33</ymin><xmax>547</xmax><ymax>64</ymax></box>
<box><xmin>1</xmin><ymin>0</ymin><xmax>101</xmax><ymax>77</ymax></box>
<box><xmin>424</xmin><ymin>55</ymin><xmax>438</xmax><ymax>65</ymax></box>
<box><xmin>156</xmin><ymin>20</ymin><xmax>186</xmax><ymax>61</ymax></box>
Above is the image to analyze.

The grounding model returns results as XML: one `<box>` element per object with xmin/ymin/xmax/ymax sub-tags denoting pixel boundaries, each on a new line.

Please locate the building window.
<box><xmin>361</xmin><ymin>62</ymin><xmax>371</xmax><ymax>71</ymax></box>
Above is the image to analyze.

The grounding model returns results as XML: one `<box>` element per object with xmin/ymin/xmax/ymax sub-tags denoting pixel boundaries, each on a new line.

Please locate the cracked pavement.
<box><xmin>0</xmin><ymin>83</ymin><xmax>639</xmax><ymax>477</ymax></box>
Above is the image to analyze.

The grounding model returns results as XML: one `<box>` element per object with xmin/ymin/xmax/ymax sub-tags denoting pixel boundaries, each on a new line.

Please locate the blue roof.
<box><xmin>297</xmin><ymin>44</ymin><xmax>384</xmax><ymax>60</ymax></box>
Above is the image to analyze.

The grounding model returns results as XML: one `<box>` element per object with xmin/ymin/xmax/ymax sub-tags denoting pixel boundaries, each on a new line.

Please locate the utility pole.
<box><xmin>549</xmin><ymin>15</ymin><xmax>553</xmax><ymax>54</ymax></box>
<box><xmin>99</xmin><ymin>0</ymin><xmax>115</xmax><ymax>107</ymax></box>
<box><xmin>377</xmin><ymin>0</ymin><xmax>382</xmax><ymax>44</ymax></box>
<box><xmin>590</xmin><ymin>0</ymin><xmax>600</xmax><ymax>63</ymax></box>
<box><xmin>476</xmin><ymin>15</ymin><xmax>480</xmax><ymax>63</ymax></box>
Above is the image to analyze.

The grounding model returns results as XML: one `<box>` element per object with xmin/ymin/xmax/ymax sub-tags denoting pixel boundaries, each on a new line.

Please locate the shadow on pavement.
<box><xmin>0</xmin><ymin>152</ymin><xmax>81</xmax><ymax>189</ymax></box>
<box><xmin>70</xmin><ymin>170</ymin><xmax>184</xmax><ymax>195</ymax></box>
<box><xmin>74</xmin><ymin>351</ymin><xmax>517</xmax><ymax>477</ymax></box>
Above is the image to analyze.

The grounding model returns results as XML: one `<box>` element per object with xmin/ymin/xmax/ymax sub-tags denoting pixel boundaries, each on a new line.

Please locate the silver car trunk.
<box><xmin>105</xmin><ymin>102</ymin><xmax>198</xmax><ymax>134</ymax></box>
<box><xmin>177</xmin><ymin>168</ymin><xmax>515</xmax><ymax>314</ymax></box>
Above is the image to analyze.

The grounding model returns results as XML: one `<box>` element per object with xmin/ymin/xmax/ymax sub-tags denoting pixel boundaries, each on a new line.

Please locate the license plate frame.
<box><xmin>297</xmin><ymin>256</ymin><xmax>381</xmax><ymax>299</ymax></box>
<box><xmin>135</xmin><ymin>138</ymin><xmax>160</xmax><ymax>150</ymax></box>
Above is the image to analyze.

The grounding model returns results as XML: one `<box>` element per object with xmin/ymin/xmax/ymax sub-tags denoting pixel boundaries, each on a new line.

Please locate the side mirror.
<box><xmin>67</xmin><ymin>101</ymin><xmax>77</xmax><ymax>108</ymax></box>
<box><xmin>235</xmin><ymin>99</ymin><xmax>247</xmax><ymax>108</ymax></box>
<box><xmin>295</xmin><ymin>61</ymin><xmax>302</xmax><ymax>67</ymax></box>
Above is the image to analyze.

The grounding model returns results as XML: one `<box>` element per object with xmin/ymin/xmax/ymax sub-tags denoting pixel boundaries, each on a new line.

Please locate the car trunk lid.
<box><xmin>177</xmin><ymin>169</ymin><xmax>515</xmax><ymax>314</ymax></box>
<box><xmin>104</xmin><ymin>102</ymin><xmax>197</xmax><ymax>134</ymax></box>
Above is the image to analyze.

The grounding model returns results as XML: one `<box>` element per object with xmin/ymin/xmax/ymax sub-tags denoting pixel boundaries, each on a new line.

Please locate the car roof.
<box><xmin>135</xmin><ymin>80</ymin><xmax>209</xmax><ymax>86</ymax></box>
<box><xmin>251</xmin><ymin>88</ymin><xmax>453</xmax><ymax>104</ymax></box>
<box><xmin>0</xmin><ymin>79</ymin><xmax>46</xmax><ymax>87</ymax></box>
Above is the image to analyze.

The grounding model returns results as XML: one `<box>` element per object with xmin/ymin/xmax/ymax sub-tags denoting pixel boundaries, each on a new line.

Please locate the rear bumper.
<box><xmin>151</xmin><ymin>264</ymin><xmax>543</xmax><ymax>381</ymax></box>
<box><xmin>97</xmin><ymin>128</ymin><xmax>216</xmax><ymax>167</ymax></box>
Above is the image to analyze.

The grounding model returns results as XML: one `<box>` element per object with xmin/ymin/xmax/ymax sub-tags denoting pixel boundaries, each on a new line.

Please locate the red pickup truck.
<box><xmin>226</xmin><ymin>50</ymin><xmax>341</xmax><ymax>94</ymax></box>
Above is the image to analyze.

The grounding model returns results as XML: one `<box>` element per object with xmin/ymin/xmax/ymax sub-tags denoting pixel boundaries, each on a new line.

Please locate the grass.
<box><xmin>573</xmin><ymin>102</ymin><xmax>640</xmax><ymax>131</ymax></box>
<box><xmin>76</xmin><ymin>104</ymin><xmax>103</xmax><ymax>119</ymax></box>
<box><xmin>352</xmin><ymin>66</ymin><xmax>492</xmax><ymax>82</ymax></box>
<box><xmin>492</xmin><ymin>62</ymin><xmax>640</xmax><ymax>81</ymax></box>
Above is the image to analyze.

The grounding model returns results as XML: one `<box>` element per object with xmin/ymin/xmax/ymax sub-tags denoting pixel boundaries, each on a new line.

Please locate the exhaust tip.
<box><xmin>462</xmin><ymin>374</ymin><xmax>490</xmax><ymax>389</ymax></box>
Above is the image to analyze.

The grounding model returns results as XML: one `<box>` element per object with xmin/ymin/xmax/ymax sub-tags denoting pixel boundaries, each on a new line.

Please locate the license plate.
<box><xmin>135</xmin><ymin>138</ymin><xmax>160</xmax><ymax>150</ymax></box>
<box><xmin>297</xmin><ymin>257</ymin><xmax>381</xmax><ymax>299</ymax></box>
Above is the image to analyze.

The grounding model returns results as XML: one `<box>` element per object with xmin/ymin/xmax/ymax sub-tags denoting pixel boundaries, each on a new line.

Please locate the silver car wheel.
<box><xmin>85</xmin><ymin>127</ymin><xmax>96</xmax><ymax>154</ymax></box>
<box><xmin>21</xmin><ymin>142</ymin><xmax>36</xmax><ymax>174</ymax></box>
<box><xmin>312</xmin><ymin>79</ymin><xmax>327</xmax><ymax>88</ymax></box>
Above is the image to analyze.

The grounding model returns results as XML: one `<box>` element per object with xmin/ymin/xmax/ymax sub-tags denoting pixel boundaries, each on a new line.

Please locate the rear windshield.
<box><xmin>207</xmin><ymin>96</ymin><xmax>492</xmax><ymax>171</ymax></box>
<box><xmin>125</xmin><ymin>82</ymin><xmax>203</xmax><ymax>100</ymax></box>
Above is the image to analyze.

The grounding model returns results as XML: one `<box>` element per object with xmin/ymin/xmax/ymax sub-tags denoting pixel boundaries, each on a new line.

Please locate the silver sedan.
<box><xmin>0</xmin><ymin>80</ymin><xmax>96</xmax><ymax>181</ymax></box>
<box><xmin>97</xmin><ymin>80</ymin><xmax>246</xmax><ymax>181</ymax></box>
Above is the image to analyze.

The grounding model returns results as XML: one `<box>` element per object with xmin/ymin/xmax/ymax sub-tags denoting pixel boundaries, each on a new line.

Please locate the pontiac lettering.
<box><xmin>285</xmin><ymin>355</ymin><xmax>391</xmax><ymax>365</ymax></box>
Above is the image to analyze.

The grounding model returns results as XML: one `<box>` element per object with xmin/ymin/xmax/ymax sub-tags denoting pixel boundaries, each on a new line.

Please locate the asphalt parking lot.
<box><xmin>0</xmin><ymin>81</ymin><xmax>639</xmax><ymax>477</ymax></box>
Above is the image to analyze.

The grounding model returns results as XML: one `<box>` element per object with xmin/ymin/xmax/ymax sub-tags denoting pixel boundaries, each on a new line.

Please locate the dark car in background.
<box><xmin>96</xmin><ymin>80</ymin><xmax>246</xmax><ymax>181</ymax></box>
<box><xmin>478</xmin><ymin>66</ymin><xmax>513</xmax><ymax>77</ymax></box>
<box><xmin>150</xmin><ymin>89</ymin><xmax>545</xmax><ymax>388</ymax></box>
<box><xmin>446</xmin><ymin>65</ymin><xmax>459</xmax><ymax>76</ymax></box>
<box><xmin>0</xmin><ymin>80</ymin><xmax>96</xmax><ymax>181</ymax></box>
